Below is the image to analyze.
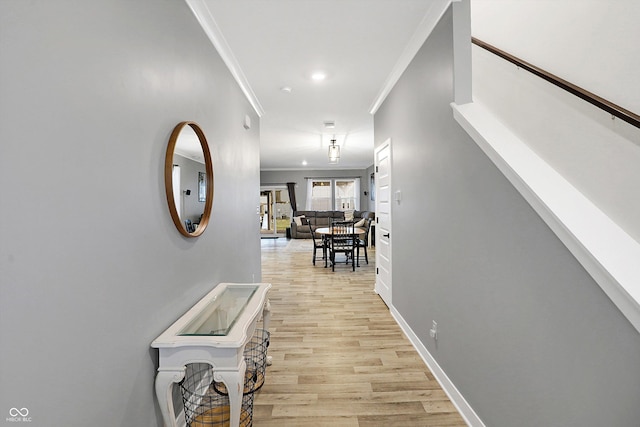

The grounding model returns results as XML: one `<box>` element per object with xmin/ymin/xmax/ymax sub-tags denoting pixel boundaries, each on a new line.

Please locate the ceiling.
<box><xmin>189</xmin><ymin>0</ymin><xmax>443</xmax><ymax>170</ymax></box>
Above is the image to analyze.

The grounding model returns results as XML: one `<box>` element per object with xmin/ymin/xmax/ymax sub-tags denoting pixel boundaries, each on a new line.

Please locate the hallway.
<box><xmin>253</xmin><ymin>238</ymin><xmax>466</xmax><ymax>426</ymax></box>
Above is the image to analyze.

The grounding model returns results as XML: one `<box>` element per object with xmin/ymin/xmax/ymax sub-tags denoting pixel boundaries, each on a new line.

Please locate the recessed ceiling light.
<box><xmin>311</xmin><ymin>72</ymin><xmax>326</xmax><ymax>81</ymax></box>
<box><xmin>280</xmin><ymin>86</ymin><xmax>292</xmax><ymax>93</ymax></box>
<box><xmin>302</xmin><ymin>160</ymin><xmax>308</xmax><ymax>166</ymax></box>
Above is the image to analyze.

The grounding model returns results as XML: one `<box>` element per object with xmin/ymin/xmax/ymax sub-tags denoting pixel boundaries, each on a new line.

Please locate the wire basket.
<box><xmin>245</xmin><ymin>328</ymin><xmax>269</xmax><ymax>393</ymax></box>
<box><xmin>179</xmin><ymin>329</ymin><xmax>269</xmax><ymax>427</ymax></box>
<box><xmin>213</xmin><ymin>328</ymin><xmax>270</xmax><ymax>396</ymax></box>
<box><xmin>179</xmin><ymin>363</ymin><xmax>254</xmax><ymax>427</ymax></box>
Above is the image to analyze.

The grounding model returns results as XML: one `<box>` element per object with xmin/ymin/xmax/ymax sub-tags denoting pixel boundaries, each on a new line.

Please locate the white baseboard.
<box><xmin>390</xmin><ymin>306</ymin><xmax>485</xmax><ymax>427</ymax></box>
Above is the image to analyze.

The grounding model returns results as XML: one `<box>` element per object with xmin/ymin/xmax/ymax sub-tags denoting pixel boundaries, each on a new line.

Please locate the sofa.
<box><xmin>290</xmin><ymin>210</ymin><xmax>375</xmax><ymax>239</ymax></box>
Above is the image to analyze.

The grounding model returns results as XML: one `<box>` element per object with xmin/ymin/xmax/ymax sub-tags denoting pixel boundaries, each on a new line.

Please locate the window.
<box><xmin>306</xmin><ymin>178</ymin><xmax>360</xmax><ymax>211</ymax></box>
<box><xmin>307</xmin><ymin>180</ymin><xmax>332</xmax><ymax>210</ymax></box>
<box><xmin>335</xmin><ymin>179</ymin><xmax>359</xmax><ymax>210</ymax></box>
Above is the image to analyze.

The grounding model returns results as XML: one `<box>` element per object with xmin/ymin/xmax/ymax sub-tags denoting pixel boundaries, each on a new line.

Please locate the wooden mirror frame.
<box><xmin>164</xmin><ymin>121</ymin><xmax>214</xmax><ymax>237</ymax></box>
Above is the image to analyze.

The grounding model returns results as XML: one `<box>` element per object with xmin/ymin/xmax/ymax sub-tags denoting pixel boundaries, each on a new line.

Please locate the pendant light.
<box><xmin>328</xmin><ymin>138</ymin><xmax>340</xmax><ymax>163</ymax></box>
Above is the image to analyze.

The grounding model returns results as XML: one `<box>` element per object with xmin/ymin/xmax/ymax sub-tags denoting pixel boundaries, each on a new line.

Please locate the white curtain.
<box><xmin>305</xmin><ymin>179</ymin><xmax>313</xmax><ymax>210</ymax></box>
<box><xmin>172</xmin><ymin>165</ymin><xmax>181</xmax><ymax>218</ymax></box>
<box><xmin>353</xmin><ymin>178</ymin><xmax>360</xmax><ymax>211</ymax></box>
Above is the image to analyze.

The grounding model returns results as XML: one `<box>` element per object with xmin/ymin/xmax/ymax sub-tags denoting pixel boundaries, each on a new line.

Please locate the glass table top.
<box><xmin>178</xmin><ymin>285</ymin><xmax>258</xmax><ymax>336</ymax></box>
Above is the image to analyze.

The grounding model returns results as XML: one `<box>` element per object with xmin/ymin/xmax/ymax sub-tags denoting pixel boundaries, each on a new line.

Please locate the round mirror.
<box><xmin>164</xmin><ymin>121</ymin><xmax>214</xmax><ymax>237</ymax></box>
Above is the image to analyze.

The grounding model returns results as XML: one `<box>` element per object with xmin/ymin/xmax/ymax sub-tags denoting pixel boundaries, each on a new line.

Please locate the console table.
<box><xmin>152</xmin><ymin>282</ymin><xmax>271</xmax><ymax>427</ymax></box>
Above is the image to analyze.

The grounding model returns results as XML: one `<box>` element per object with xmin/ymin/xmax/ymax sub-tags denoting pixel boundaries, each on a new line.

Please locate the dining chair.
<box><xmin>308</xmin><ymin>222</ymin><xmax>326</xmax><ymax>266</ymax></box>
<box><xmin>355</xmin><ymin>218</ymin><xmax>371</xmax><ymax>266</ymax></box>
<box><xmin>328</xmin><ymin>220</ymin><xmax>357</xmax><ymax>271</ymax></box>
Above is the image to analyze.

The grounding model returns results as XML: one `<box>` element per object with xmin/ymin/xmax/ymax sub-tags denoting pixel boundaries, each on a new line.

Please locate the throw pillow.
<box><xmin>344</xmin><ymin>210</ymin><xmax>354</xmax><ymax>221</ymax></box>
<box><xmin>293</xmin><ymin>215</ymin><xmax>305</xmax><ymax>226</ymax></box>
<box><xmin>354</xmin><ymin>218</ymin><xmax>365</xmax><ymax>227</ymax></box>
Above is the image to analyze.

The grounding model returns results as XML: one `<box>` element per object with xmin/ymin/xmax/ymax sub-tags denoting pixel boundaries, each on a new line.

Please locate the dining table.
<box><xmin>314</xmin><ymin>226</ymin><xmax>366</xmax><ymax>268</ymax></box>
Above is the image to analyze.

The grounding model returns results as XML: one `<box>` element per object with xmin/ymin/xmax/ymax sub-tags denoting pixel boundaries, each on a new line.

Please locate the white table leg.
<box><xmin>262</xmin><ymin>299</ymin><xmax>271</xmax><ymax>331</ymax></box>
<box><xmin>214</xmin><ymin>360</ymin><xmax>246</xmax><ymax>427</ymax></box>
<box><xmin>262</xmin><ymin>299</ymin><xmax>273</xmax><ymax>366</ymax></box>
<box><xmin>155</xmin><ymin>367</ymin><xmax>186</xmax><ymax>427</ymax></box>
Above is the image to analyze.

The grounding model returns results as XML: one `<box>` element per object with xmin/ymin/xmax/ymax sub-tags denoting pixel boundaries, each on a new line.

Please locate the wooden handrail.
<box><xmin>471</xmin><ymin>37</ymin><xmax>640</xmax><ymax>129</ymax></box>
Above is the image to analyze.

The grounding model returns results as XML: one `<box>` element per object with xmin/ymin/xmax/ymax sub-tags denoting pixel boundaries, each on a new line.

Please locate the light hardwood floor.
<box><xmin>253</xmin><ymin>238</ymin><xmax>467</xmax><ymax>426</ymax></box>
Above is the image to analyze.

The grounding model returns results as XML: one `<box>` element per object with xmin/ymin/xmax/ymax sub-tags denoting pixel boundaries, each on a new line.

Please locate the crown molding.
<box><xmin>186</xmin><ymin>0</ymin><xmax>265</xmax><ymax>117</ymax></box>
<box><xmin>369</xmin><ymin>0</ymin><xmax>452</xmax><ymax>115</ymax></box>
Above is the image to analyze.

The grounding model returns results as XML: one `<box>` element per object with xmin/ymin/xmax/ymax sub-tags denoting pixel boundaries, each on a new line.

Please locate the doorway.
<box><xmin>260</xmin><ymin>187</ymin><xmax>291</xmax><ymax>236</ymax></box>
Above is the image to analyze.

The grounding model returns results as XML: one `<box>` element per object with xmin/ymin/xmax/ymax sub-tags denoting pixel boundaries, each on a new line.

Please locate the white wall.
<box><xmin>470</xmin><ymin>0</ymin><xmax>640</xmax><ymax>243</ymax></box>
<box><xmin>0</xmin><ymin>1</ymin><xmax>261</xmax><ymax>425</ymax></box>
<box><xmin>471</xmin><ymin>0</ymin><xmax>640</xmax><ymax>113</ymax></box>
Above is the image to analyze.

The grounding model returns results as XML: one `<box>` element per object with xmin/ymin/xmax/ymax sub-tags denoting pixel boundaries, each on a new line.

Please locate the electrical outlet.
<box><xmin>429</xmin><ymin>320</ymin><xmax>438</xmax><ymax>340</ymax></box>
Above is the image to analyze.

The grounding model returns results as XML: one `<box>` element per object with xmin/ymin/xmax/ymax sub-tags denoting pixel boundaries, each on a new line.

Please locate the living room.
<box><xmin>260</xmin><ymin>168</ymin><xmax>375</xmax><ymax>238</ymax></box>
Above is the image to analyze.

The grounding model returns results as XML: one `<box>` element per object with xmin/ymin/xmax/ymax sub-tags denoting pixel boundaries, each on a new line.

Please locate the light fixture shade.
<box><xmin>328</xmin><ymin>139</ymin><xmax>340</xmax><ymax>163</ymax></box>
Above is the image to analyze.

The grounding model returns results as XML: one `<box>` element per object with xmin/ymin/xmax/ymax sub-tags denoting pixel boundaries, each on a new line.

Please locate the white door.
<box><xmin>375</xmin><ymin>139</ymin><xmax>392</xmax><ymax>307</ymax></box>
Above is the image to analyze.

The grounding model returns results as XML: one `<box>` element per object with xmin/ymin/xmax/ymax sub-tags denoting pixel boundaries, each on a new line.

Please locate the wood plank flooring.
<box><xmin>254</xmin><ymin>238</ymin><xmax>466</xmax><ymax>426</ymax></box>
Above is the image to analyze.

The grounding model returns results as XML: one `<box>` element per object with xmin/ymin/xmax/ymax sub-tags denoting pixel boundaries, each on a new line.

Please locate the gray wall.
<box><xmin>174</xmin><ymin>154</ymin><xmax>206</xmax><ymax>224</ymax></box>
<box><xmin>0</xmin><ymin>1</ymin><xmax>261</xmax><ymax>426</ymax></box>
<box><xmin>261</xmin><ymin>169</ymin><xmax>373</xmax><ymax>212</ymax></box>
<box><xmin>374</xmin><ymin>7</ymin><xmax>640</xmax><ymax>427</ymax></box>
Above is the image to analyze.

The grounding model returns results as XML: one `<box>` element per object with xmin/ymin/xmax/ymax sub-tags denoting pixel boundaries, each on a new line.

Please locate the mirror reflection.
<box><xmin>165</xmin><ymin>122</ymin><xmax>214</xmax><ymax>237</ymax></box>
